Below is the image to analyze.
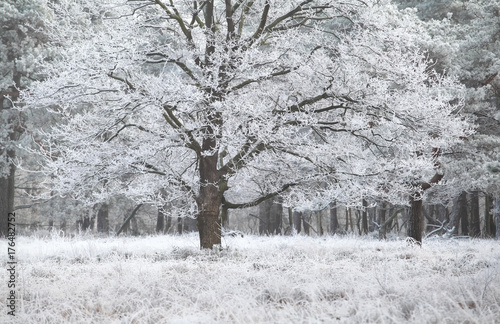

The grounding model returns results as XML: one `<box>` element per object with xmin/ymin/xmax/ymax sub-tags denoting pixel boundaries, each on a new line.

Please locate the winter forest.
<box><xmin>1</xmin><ymin>0</ymin><xmax>500</xmax><ymax>323</ymax></box>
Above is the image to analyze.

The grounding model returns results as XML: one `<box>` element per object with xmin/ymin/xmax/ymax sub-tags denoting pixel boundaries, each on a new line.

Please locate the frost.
<box><xmin>3</xmin><ymin>234</ymin><xmax>500</xmax><ymax>323</ymax></box>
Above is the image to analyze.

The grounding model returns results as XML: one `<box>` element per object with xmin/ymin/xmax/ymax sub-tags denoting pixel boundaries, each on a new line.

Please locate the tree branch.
<box><xmin>223</xmin><ymin>182</ymin><xmax>297</xmax><ymax>209</ymax></box>
<box><xmin>116</xmin><ymin>203</ymin><xmax>143</xmax><ymax>236</ymax></box>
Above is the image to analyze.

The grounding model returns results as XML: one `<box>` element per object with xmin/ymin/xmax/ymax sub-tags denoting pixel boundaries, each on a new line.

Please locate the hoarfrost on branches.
<box><xmin>21</xmin><ymin>0</ymin><xmax>472</xmax><ymax>247</ymax></box>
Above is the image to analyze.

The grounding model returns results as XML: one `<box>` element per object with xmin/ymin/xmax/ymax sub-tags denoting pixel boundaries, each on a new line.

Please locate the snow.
<box><xmin>1</xmin><ymin>234</ymin><xmax>499</xmax><ymax>323</ymax></box>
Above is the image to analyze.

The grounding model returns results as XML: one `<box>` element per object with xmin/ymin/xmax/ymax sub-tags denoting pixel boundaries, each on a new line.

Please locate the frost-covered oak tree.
<box><xmin>22</xmin><ymin>0</ymin><xmax>471</xmax><ymax>248</ymax></box>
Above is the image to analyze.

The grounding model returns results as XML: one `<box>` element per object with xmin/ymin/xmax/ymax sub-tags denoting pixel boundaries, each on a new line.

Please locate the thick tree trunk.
<box><xmin>197</xmin><ymin>146</ymin><xmax>222</xmax><ymax>249</ymax></box>
<box><xmin>408</xmin><ymin>194</ymin><xmax>423</xmax><ymax>244</ymax></box>
<box><xmin>470</xmin><ymin>191</ymin><xmax>481</xmax><ymax>237</ymax></box>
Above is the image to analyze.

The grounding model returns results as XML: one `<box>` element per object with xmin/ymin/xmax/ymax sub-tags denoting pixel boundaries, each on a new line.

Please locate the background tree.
<box><xmin>396</xmin><ymin>0</ymin><xmax>500</xmax><ymax>238</ymax></box>
<box><xmin>0</xmin><ymin>0</ymin><xmax>53</xmax><ymax>236</ymax></box>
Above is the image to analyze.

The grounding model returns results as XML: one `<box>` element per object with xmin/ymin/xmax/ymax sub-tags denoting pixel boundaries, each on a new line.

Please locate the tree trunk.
<box><xmin>177</xmin><ymin>217</ymin><xmax>183</xmax><ymax>234</ymax></box>
<box><xmin>378</xmin><ymin>202</ymin><xmax>387</xmax><ymax>240</ymax></box>
<box><xmin>271</xmin><ymin>197</ymin><xmax>283</xmax><ymax>235</ymax></box>
<box><xmin>316</xmin><ymin>211</ymin><xmax>324</xmax><ymax>236</ymax></box>
<box><xmin>495</xmin><ymin>198</ymin><xmax>500</xmax><ymax>240</ymax></box>
<box><xmin>287</xmin><ymin>207</ymin><xmax>293</xmax><ymax>234</ymax></box>
<box><xmin>197</xmin><ymin>142</ymin><xmax>222</xmax><ymax>249</ymax></box>
<box><xmin>156</xmin><ymin>208</ymin><xmax>165</xmax><ymax>233</ymax></box>
<box><xmin>329</xmin><ymin>202</ymin><xmax>339</xmax><ymax>235</ymax></box>
<box><xmin>408</xmin><ymin>194</ymin><xmax>423</xmax><ymax>244</ymax></box>
<box><xmin>449</xmin><ymin>193</ymin><xmax>463</xmax><ymax>235</ymax></box>
<box><xmin>362</xmin><ymin>199</ymin><xmax>368</xmax><ymax>234</ymax></box>
<box><xmin>485</xmin><ymin>195</ymin><xmax>495</xmax><ymax>238</ymax></box>
<box><xmin>459</xmin><ymin>191</ymin><xmax>469</xmax><ymax>236</ymax></box>
<box><xmin>293</xmin><ymin>211</ymin><xmax>302</xmax><ymax>234</ymax></box>
<box><xmin>302</xmin><ymin>212</ymin><xmax>310</xmax><ymax>235</ymax></box>
<box><xmin>258</xmin><ymin>198</ymin><xmax>272</xmax><ymax>235</ymax></box>
<box><xmin>97</xmin><ymin>203</ymin><xmax>109</xmax><ymax>233</ymax></box>
<box><xmin>470</xmin><ymin>191</ymin><xmax>481</xmax><ymax>237</ymax></box>
<box><xmin>0</xmin><ymin>161</ymin><xmax>15</xmax><ymax>237</ymax></box>
<box><xmin>0</xmin><ymin>74</ymin><xmax>21</xmax><ymax>238</ymax></box>
<box><xmin>131</xmin><ymin>213</ymin><xmax>139</xmax><ymax>236</ymax></box>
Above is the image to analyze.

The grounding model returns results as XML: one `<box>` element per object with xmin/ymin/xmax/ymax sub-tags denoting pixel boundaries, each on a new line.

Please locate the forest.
<box><xmin>1</xmin><ymin>0</ymin><xmax>500</xmax><ymax>322</ymax></box>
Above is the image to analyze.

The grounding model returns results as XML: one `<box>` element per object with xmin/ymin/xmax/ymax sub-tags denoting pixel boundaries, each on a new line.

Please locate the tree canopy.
<box><xmin>21</xmin><ymin>0</ymin><xmax>472</xmax><ymax>248</ymax></box>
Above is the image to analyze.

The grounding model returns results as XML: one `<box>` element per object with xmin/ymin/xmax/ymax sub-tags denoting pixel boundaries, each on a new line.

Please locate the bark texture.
<box><xmin>408</xmin><ymin>195</ymin><xmax>423</xmax><ymax>244</ymax></box>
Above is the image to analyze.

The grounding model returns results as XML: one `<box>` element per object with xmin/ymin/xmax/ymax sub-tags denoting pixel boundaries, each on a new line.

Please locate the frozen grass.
<box><xmin>1</xmin><ymin>233</ymin><xmax>500</xmax><ymax>323</ymax></box>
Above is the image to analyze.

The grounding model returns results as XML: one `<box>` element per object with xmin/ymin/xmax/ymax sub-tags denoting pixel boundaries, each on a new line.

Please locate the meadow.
<box><xmin>1</xmin><ymin>233</ymin><xmax>499</xmax><ymax>323</ymax></box>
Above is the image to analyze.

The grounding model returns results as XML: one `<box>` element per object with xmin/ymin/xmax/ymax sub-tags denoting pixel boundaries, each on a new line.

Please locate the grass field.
<box><xmin>1</xmin><ymin>233</ymin><xmax>499</xmax><ymax>323</ymax></box>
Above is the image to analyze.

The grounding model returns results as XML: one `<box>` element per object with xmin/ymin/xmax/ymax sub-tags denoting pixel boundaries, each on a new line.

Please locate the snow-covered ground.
<box><xmin>1</xmin><ymin>233</ymin><xmax>499</xmax><ymax>323</ymax></box>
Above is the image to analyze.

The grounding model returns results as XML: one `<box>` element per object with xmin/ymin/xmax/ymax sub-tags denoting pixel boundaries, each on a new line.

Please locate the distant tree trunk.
<box><xmin>165</xmin><ymin>213</ymin><xmax>172</xmax><ymax>233</ymax></box>
<box><xmin>408</xmin><ymin>194</ymin><xmax>423</xmax><ymax>244</ymax></box>
<box><xmin>271</xmin><ymin>197</ymin><xmax>283</xmax><ymax>235</ymax></box>
<box><xmin>459</xmin><ymin>191</ymin><xmax>469</xmax><ymax>236</ymax></box>
<box><xmin>485</xmin><ymin>195</ymin><xmax>495</xmax><ymax>238</ymax></box>
<box><xmin>470</xmin><ymin>191</ymin><xmax>480</xmax><ymax>237</ymax></box>
<box><xmin>78</xmin><ymin>215</ymin><xmax>92</xmax><ymax>232</ymax></box>
<box><xmin>121</xmin><ymin>212</ymin><xmax>130</xmax><ymax>234</ymax></box>
<box><xmin>449</xmin><ymin>193</ymin><xmax>464</xmax><ymax>235</ymax></box>
<box><xmin>60</xmin><ymin>219</ymin><xmax>66</xmax><ymax>232</ymax></box>
<box><xmin>0</xmin><ymin>162</ymin><xmax>15</xmax><ymax>237</ymax></box>
<box><xmin>424</xmin><ymin>205</ymin><xmax>436</xmax><ymax>232</ymax></box>
<box><xmin>368</xmin><ymin>205</ymin><xmax>376</xmax><ymax>232</ymax></box>
<box><xmin>185</xmin><ymin>217</ymin><xmax>198</xmax><ymax>232</ymax></box>
<box><xmin>288</xmin><ymin>207</ymin><xmax>293</xmax><ymax>233</ymax></box>
<box><xmin>345</xmin><ymin>207</ymin><xmax>349</xmax><ymax>231</ymax></box>
<box><xmin>386</xmin><ymin>206</ymin><xmax>394</xmax><ymax>233</ymax></box>
<box><xmin>156</xmin><ymin>208</ymin><xmax>165</xmax><ymax>233</ymax></box>
<box><xmin>362</xmin><ymin>199</ymin><xmax>368</xmax><ymax>234</ymax></box>
<box><xmin>116</xmin><ymin>204</ymin><xmax>143</xmax><ymax>236</ymax></box>
<box><xmin>0</xmin><ymin>76</ymin><xmax>21</xmax><ymax>238</ymax></box>
<box><xmin>378</xmin><ymin>202</ymin><xmax>387</xmax><ymax>240</ymax></box>
<box><xmin>97</xmin><ymin>203</ymin><xmax>109</xmax><ymax>233</ymax></box>
<box><xmin>329</xmin><ymin>202</ymin><xmax>339</xmax><ymax>235</ymax></box>
<box><xmin>495</xmin><ymin>198</ymin><xmax>500</xmax><ymax>240</ymax></box>
<box><xmin>258</xmin><ymin>198</ymin><xmax>272</xmax><ymax>235</ymax></box>
<box><xmin>316</xmin><ymin>211</ymin><xmax>324</xmax><ymax>236</ymax></box>
<box><xmin>293</xmin><ymin>211</ymin><xmax>302</xmax><ymax>234</ymax></box>
<box><xmin>302</xmin><ymin>212</ymin><xmax>311</xmax><ymax>235</ymax></box>
<box><xmin>177</xmin><ymin>217</ymin><xmax>183</xmax><ymax>234</ymax></box>
<box><xmin>131</xmin><ymin>213</ymin><xmax>139</xmax><ymax>235</ymax></box>
<box><xmin>221</xmin><ymin>204</ymin><xmax>229</xmax><ymax>228</ymax></box>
